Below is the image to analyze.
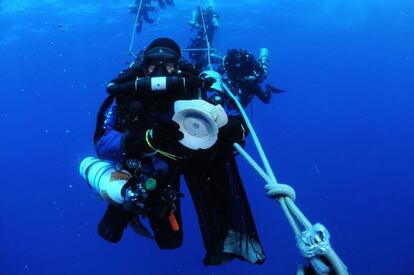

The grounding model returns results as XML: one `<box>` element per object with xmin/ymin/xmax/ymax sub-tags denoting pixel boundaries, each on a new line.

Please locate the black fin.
<box><xmin>265</xmin><ymin>84</ymin><xmax>285</xmax><ymax>94</ymax></box>
<box><xmin>97</xmin><ymin>204</ymin><xmax>130</xmax><ymax>243</ymax></box>
<box><xmin>130</xmin><ymin>215</ymin><xmax>154</xmax><ymax>239</ymax></box>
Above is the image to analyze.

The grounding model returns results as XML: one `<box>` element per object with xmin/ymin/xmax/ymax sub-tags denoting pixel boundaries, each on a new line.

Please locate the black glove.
<box><xmin>123</xmin><ymin>131</ymin><xmax>149</xmax><ymax>157</ymax></box>
<box><xmin>218</xmin><ymin>117</ymin><xmax>247</xmax><ymax>146</ymax></box>
<box><xmin>123</xmin><ymin>120</ymin><xmax>184</xmax><ymax>157</ymax></box>
<box><xmin>149</xmin><ymin>119</ymin><xmax>184</xmax><ymax>149</ymax></box>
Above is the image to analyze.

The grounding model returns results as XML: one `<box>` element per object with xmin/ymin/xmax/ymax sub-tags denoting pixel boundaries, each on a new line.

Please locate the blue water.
<box><xmin>1</xmin><ymin>1</ymin><xmax>413</xmax><ymax>274</ymax></box>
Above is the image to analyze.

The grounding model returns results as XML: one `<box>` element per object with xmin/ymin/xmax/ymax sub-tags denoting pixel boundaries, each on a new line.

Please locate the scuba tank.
<box><xmin>79</xmin><ymin>157</ymin><xmax>156</xmax><ymax>208</ymax></box>
<box><xmin>258</xmin><ymin>48</ymin><xmax>269</xmax><ymax>78</ymax></box>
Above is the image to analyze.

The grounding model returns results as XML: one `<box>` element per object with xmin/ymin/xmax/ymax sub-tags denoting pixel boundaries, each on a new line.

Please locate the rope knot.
<box><xmin>265</xmin><ymin>183</ymin><xmax>296</xmax><ymax>201</ymax></box>
<box><xmin>297</xmin><ymin>223</ymin><xmax>331</xmax><ymax>258</ymax></box>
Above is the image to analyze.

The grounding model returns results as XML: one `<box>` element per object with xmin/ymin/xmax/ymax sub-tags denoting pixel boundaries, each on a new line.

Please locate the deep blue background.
<box><xmin>1</xmin><ymin>1</ymin><xmax>413</xmax><ymax>274</ymax></box>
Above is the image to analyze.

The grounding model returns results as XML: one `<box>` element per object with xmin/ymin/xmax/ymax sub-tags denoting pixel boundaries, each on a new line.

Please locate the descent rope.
<box><xmin>128</xmin><ymin>0</ymin><xmax>144</xmax><ymax>56</ymax></box>
<box><xmin>222</xmin><ymin>82</ymin><xmax>349</xmax><ymax>275</ymax></box>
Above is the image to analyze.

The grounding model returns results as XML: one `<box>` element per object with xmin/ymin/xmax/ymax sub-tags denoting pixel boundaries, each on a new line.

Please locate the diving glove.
<box><xmin>149</xmin><ymin>119</ymin><xmax>184</xmax><ymax>149</ymax></box>
<box><xmin>218</xmin><ymin>117</ymin><xmax>247</xmax><ymax>146</ymax></box>
<box><xmin>123</xmin><ymin>119</ymin><xmax>183</xmax><ymax>157</ymax></box>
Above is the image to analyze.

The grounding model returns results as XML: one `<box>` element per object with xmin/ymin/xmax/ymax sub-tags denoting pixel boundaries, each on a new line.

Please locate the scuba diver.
<box><xmin>91</xmin><ymin>38</ymin><xmax>265</xmax><ymax>266</ymax></box>
<box><xmin>129</xmin><ymin>0</ymin><xmax>175</xmax><ymax>33</ymax></box>
<box><xmin>187</xmin><ymin>1</ymin><xmax>219</xmax><ymax>68</ymax></box>
<box><xmin>189</xmin><ymin>3</ymin><xmax>219</xmax><ymax>42</ymax></box>
<box><xmin>223</xmin><ymin>48</ymin><xmax>284</xmax><ymax>108</ymax></box>
<box><xmin>129</xmin><ymin>0</ymin><xmax>156</xmax><ymax>33</ymax></box>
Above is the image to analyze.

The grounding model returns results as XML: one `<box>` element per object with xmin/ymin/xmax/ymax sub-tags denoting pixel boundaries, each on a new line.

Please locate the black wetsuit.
<box><xmin>225</xmin><ymin>49</ymin><xmax>274</xmax><ymax>108</ymax></box>
<box><xmin>94</xmin><ymin>64</ymin><xmax>265</xmax><ymax>265</ymax></box>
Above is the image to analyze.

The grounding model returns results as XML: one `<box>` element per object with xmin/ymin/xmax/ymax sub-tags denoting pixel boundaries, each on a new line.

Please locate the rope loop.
<box><xmin>297</xmin><ymin>223</ymin><xmax>331</xmax><ymax>258</ymax></box>
<box><xmin>265</xmin><ymin>183</ymin><xmax>296</xmax><ymax>201</ymax></box>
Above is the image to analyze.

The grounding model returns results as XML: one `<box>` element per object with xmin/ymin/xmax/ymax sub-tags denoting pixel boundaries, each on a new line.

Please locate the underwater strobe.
<box><xmin>80</xmin><ymin>157</ymin><xmax>157</xmax><ymax>212</ymax></box>
<box><xmin>80</xmin><ymin>157</ymin><xmax>132</xmax><ymax>205</ymax></box>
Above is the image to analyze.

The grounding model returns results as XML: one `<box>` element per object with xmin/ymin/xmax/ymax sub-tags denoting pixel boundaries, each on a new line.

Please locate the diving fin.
<box><xmin>130</xmin><ymin>215</ymin><xmax>154</xmax><ymax>239</ymax></box>
<box><xmin>265</xmin><ymin>84</ymin><xmax>285</xmax><ymax>94</ymax></box>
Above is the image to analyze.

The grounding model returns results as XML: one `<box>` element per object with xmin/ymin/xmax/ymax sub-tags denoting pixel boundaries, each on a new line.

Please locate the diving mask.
<box><xmin>144</xmin><ymin>47</ymin><xmax>180</xmax><ymax>76</ymax></box>
<box><xmin>145</xmin><ymin>58</ymin><xmax>178</xmax><ymax>76</ymax></box>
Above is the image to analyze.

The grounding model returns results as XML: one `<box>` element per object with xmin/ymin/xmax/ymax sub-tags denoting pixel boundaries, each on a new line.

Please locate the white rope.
<box><xmin>198</xmin><ymin>0</ymin><xmax>213</xmax><ymax>69</ymax></box>
<box><xmin>265</xmin><ymin>183</ymin><xmax>296</xmax><ymax>202</ymax></box>
<box><xmin>123</xmin><ymin>1</ymin><xmax>348</xmax><ymax>273</ymax></box>
<box><xmin>222</xmin><ymin>82</ymin><xmax>349</xmax><ymax>275</ymax></box>
<box><xmin>128</xmin><ymin>0</ymin><xmax>144</xmax><ymax>56</ymax></box>
<box><xmin>298</xmin><ymin>223</ymin><xmax>331</xmax><ymax>258</ymax></box>
<box><xmin>233</xmin><ymin>143</ymin><xmax>272</xmax><ymax>184</ymax></box>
